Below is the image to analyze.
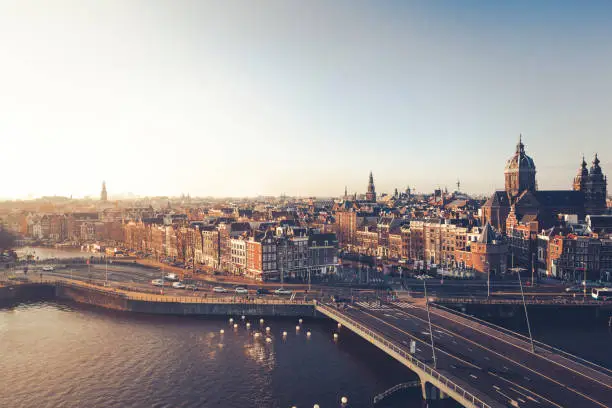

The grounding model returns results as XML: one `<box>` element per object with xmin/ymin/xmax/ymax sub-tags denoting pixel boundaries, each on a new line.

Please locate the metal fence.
<box><xmin>433</xmin><ymin>296</ymin><xmax>609</xmax><ymax>306</ymax></box>
<box><xmin>316</xmin><ymin>303</ymin><xmax>491</xmax><ymax>408</ymax></box>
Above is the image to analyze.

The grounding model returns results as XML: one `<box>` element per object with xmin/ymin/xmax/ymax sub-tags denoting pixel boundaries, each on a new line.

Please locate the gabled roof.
<box><xmin>478</xmin><ymin>223</ymin><xmax>497</xmax><ymax>244</ymax></box>
<box><xmin>483</xmin><ymin>191</ymin><xmax>510</xmax><ymax>208</ymax></box>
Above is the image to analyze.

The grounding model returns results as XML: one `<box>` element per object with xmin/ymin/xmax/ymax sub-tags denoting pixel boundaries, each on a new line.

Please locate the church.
<box><xmin>481</xmin><ymin>136</ymin><xmax>607</xmax><ymax>233</ymax></box>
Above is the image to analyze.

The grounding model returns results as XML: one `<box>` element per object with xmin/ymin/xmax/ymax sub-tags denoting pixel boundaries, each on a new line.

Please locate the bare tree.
<box><xmin>0</xmin><ymin>227</ymin><xmax>16</xmax><ymax>251</ymax></box>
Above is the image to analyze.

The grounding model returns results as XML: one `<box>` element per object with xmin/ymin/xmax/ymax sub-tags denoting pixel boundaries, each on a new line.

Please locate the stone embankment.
<box><xmin>0</xmin><ymin>279</ymin><xmax>316</xmax><ymax>318</ymax></box>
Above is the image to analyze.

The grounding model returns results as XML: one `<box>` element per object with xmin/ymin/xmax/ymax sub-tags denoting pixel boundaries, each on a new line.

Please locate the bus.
<box><xmin>591</xmin><ymin>287</ymin><xmax>612</xmax><ymax>301</ymax></box>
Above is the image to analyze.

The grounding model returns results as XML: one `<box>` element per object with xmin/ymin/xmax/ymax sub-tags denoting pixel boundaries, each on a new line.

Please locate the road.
<box><xmin>337</xmin><ymin>299</ymin><xmax>612</xmax><ymax>408</ymax></box>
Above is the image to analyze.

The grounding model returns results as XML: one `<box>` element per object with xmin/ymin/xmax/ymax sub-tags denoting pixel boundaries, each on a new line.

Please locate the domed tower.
<box><xmin>573</xmin><ymin>156</ymin><xmax>588</xmax><ymax>192</ymax></box>
<box><xmin>584</xmin><ymin>154</ymin><xmax>607</xmax><ymax>214</ymax></box>
<box><xmin>365</xmin><ymin>171</ymin><xmax>376</xmax><ymax>202</ymax></box>
<box><xmin>504</xmin><ymin>135</ymin><xmax>536</xmax><ymax>200</ymax></box>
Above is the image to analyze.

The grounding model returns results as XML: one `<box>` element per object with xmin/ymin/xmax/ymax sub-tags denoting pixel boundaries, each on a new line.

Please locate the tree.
<box><xmin>0</xmin><ymin>227</ymin><xmax>16</xmax><ymax>252</ymax></box>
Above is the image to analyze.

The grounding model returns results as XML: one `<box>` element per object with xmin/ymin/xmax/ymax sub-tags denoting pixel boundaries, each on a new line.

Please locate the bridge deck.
<box><xmin>318</xmin><ymin>300</ymin><xmax>612</xmax><ymax>408</ymax></box>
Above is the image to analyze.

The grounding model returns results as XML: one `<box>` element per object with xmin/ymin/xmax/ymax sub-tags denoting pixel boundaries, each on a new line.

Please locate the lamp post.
<box><xmin>423</xmin><ymin>279</ymin><xmax>437</xmax><ymax>368</ymax></box>
<box><xmin>486</xmin><ymin>261</ymin><xmax>490</xmax><ymax>298</ymax></box>
<box><xmin>517</xmin><ymin>270</ymin><xmax>536</xmax><ymax>353</ymax></box>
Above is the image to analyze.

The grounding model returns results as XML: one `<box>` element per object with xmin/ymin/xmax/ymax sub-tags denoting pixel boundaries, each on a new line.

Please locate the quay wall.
<box><xmin>127</xmin><ymin>299</ymin><xmax>315</xmax><ymax>317</ymax></box>
<box><xmin>0</xmin><ymin>283</ymin><xmax>55</xmax><ymax>306</ymax></box>
<box><xmin>2</xmin><ymin>282</ymin><xmax>316</xmax><ymax>317</ymax></box>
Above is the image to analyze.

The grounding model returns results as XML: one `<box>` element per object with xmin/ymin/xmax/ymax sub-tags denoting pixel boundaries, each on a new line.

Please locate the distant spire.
<box><xmin>517</xmin><ymin>133</ymin><xmax>524</xmax><ymax>153</ymax></box>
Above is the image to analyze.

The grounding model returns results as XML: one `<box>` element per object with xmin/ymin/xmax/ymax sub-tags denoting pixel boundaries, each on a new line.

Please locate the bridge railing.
<box><xmin>431</xmin><ymin>303</ymin><xmax>612</xmax><ymax>376</ymax></box>
<box><xmin>373</xmin><ymin>381</ymin><xmax>420</xmax><ymax>404</ymax></box>
<box><xmin>316</xmin><ymin>303</ymin><xmax>491</xmax><ymax>408</ymax></box>
<box><xmin>432</xmin><ymin>296</ymin><xmax>607</xmax><ymax>306</ymax></box>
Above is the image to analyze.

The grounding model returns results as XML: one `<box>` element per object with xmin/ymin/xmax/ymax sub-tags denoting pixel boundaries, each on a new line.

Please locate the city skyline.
<box><xmin>2</xmin><ymin>1</ymin><xmax>611</xmax><ymax>199</ymax></box>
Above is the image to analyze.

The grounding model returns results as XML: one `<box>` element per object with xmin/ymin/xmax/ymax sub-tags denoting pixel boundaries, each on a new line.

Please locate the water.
<box><xmin>1</xmin><ymin>302</ymin><xmax>456</xmax><ymax>408</ymax></box>
<box><xmin>16</xmin><ymin>246</ymin><xmax>102</xmax><ymax>260</ymax></box>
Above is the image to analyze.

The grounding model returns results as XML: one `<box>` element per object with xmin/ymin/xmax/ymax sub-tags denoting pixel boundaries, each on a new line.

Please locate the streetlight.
<box><xmin>517</xmin><ymin>270</ymin><xmax>536</xmax><ymax>353</ymax></box>
<box><xmin>423</xmin><ymin>279</ymin><xmax>437</xmax><ymax>368</ymax></box>
<box><xmin>486</xmin><ymin>260</ymin><xmax>490</xmax><ymax>298</ymax></box>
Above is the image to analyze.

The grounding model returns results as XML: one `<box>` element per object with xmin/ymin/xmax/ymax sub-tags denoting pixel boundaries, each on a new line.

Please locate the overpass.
<box><xmin>316</xmin><ymin>300</ymin><xmax>612</xmax><ymax>408</ymax></box>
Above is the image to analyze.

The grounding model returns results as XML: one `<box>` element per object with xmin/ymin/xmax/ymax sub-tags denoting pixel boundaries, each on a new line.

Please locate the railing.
<box><xmin>53</xmin><ymin>279</ymin><xmax>312</xmax><ymax>305</ymax></box>
<box><xmin>433</xmin><ymin>296</ymin><xmax>608</xmax><ymax>306</ymax></box>
<box><xmin>316</xmin><ymin>303</ymin><xmax>492</xmax><ymax>408</ymax></box>
<box><xmin>373</xmin><ymin>381</ymin><xmax>420</xmax><ymax>404</ymax></box>
<box><xmin>431</xmin><ymin>303</ymin><xmax>612</xmax><ymax>377</ymax></box>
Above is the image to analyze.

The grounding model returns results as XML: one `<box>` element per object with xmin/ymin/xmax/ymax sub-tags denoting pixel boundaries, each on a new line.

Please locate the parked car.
<box><xmin>235</xmin><ymin>287</ymin><xmax>248</xmax><ymax>294</ymax></box>
<box><xmin>172</xmin><ymin>282</ymin><xmax>186</xmax><ymax>289</ymax></box>
<box><xmin>275</xmin><ymin>288</ymin><xmax>292</xmax><ymax>296</ymax></box>
<box><xmin>213</xmin><ymin>286</ymin><xmax>227</xmax><ymax>293</ymax></box>
<box><xmin>42</xmin><ymin>266</ymin><xmax>54</xmax><ymax>272</ymax></box>
<box><xmin>565</xmin><ymin>286</ymin><xmax>582</xmax><ymax>293</ymax></box>
<box><xmin>151</xmin><ymin>279</ymin><xmax>163</xmax><ymax>287</ymax></box>
<box><xmin>185</xmin><ymin>284</ymin><xmax>198</xmax><ymax>291</ymax></box>
<box><xmin>256</xmin><ymin>288</ymin><xmax>270</xmax><ymax>295</ymax></box>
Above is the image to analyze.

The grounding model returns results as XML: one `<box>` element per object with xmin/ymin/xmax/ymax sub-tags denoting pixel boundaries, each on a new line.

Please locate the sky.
<box><xmin>1</xmin><ymin>1</ymin><xmax>611</xmax><ymax>199</ymax></box>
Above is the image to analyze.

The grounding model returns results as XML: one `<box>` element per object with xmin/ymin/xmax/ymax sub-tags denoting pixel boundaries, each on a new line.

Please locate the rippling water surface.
<box><xmin>1</xmin><ymin>302</ymin><xmax>455</xmax><ymax>408</ymax></box>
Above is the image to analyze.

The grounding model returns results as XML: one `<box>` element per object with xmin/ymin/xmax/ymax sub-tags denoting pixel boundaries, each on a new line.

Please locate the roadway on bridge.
<box><xmin>338</xmin><ymin>300</ymin><xmax>612</xmax><ymax>408</ymax></box>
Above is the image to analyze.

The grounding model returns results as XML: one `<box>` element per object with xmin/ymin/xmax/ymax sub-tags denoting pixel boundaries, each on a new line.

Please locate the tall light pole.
<box><xmin>517</xmin><ymin>270</ymin><xmax>536</xmax><ymax>353</ymax></box>
<box><xmin>105</xmin><ymin>256</ymin><xmax>109</xmax><ymax>286</ymax></box>
<box><xmin>423</xmin><ymin>279</ymin><xmax>437</xmax><ymax>368</ymax></box>
<box><xmin>486</xmin><ymin>261</ymin><xmax>490</xmax><ymax>298</ymax></box>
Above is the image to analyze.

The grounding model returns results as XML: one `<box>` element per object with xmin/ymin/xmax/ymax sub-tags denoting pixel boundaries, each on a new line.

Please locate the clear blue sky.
<box><xmin>1</xmin><ymin>1</ymin><xmax>611</xmax><ymax>199</ymax></box>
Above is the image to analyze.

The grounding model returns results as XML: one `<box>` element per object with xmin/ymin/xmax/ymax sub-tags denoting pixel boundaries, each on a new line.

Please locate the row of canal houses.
<box><xmin>122</xmin><ymin>214</ymin><xmax>338</xmax><ymax>282</ymax></box>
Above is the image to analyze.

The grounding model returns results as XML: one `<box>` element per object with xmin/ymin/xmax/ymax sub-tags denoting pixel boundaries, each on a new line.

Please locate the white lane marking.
<box><xmin>469</xmin><ymin>374</ymin><xmax>478</xmax><ymax>379</ymax></box>
<box><xmin>510</xmin><ymin>387</ymin><xmax>540</xmax><ymax>404</ymax></box>
<box><xmin>484</xmin><ymin>356</ymin><xmax>490</xmax><ymax>361</ymax></box>
<box><xmin>493</xmin><ymin>385</ymin><xmax>501</xmax><ymax>390</ymax></box>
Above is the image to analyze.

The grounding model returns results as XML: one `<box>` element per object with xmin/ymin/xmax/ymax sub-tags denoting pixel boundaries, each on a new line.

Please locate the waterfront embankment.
<box><xmin>0</xmin><ymin>280</ymin><xmax>317</xmax><ymax>317</ymax></box>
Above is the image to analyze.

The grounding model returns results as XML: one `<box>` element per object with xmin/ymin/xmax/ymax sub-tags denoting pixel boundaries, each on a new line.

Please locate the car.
<box><xmin>185</xmin><ymin>284</ymin><xmax>198</xmax><ymax>291</ymax></box>
<box><xmin>42</xmin><ymin>266</ymin><xmax>54</xmax><ymax>272</ymax></box>
<box><xmin>151</xmin><ymin>279</ymin><xmax>163</xmax><ymax>287</ymax></box>
<box><xmin>275</xmin><ymin>288</ymin><xmax>292</xmax><ymax>295</ymax></box>
<box><xmin>235</xmin><ymin>287</ymin><xmax>248</xmax><ymax>294</ymax></box>
<box><xmin>256</xmin><ymin>288</ymin><xmax>270</xmax><ymax>295</ymax></box>
<box><xmin>172</xmin><ymin>282</ymin><xmax>186</xmax><ymax>289</ymax></box>
<box><xmin>565</xmin><ymin>286</ymin><xmax>582</xmax><ymax>293</ymax></box>
<box><xmin>213</xmin><ymin>286</ymin><xmax>228</xmax><ymax>293</ymax></box>
<box><xmin>164</xmin><ymin>273</ymin><xmax>179</xmax><ymax>282</ymax></box>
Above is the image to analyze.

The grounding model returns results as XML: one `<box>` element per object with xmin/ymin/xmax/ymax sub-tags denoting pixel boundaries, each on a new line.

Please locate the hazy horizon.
<box><xmin>2</xmin><ymin>1</ymin><xmax>611</xmax><ymax>199</ymax></box>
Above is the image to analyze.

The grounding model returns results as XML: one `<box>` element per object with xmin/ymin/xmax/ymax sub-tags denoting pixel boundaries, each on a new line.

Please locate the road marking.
<box><xmin>489</xmin><ymin>371</ymin><xmax>562</xmax><ymax>408</ymax></box>
<box><xmin>469</xmin><ymin>374</ymin><xmax>478</xmax><ymax>379</ymax></box>
<box><xmin>352</xmin><ymin>306</ymin><xmax>482</xmax><ymax>370</ymax></box>
<box><xmin>510</xmin><ymin>386</ymin><xmax>540</xmax><ymax>404</ymax></box>
<box><xmin>427</xmin><ymin>305</ymin><xmax>612</xmax><ymax>390</ymax></box>
<box><xmin>384</xmin><ymin>305</ymin><xmax>609</xmax><ymax>408</ymax></box>
<box><xmin>467</xmin><ymin>347</ymin><xmax>473</xmax><ymax>352</ymax></box>
<box><xmin>493</xmin><ymin>385</ymin><xmax>500</xmax><ymax>390</ymax></box>
<box><xmin>484</xmin><ymin>356</ymin><xmax>490</xmax><ymax>361</ymax></box>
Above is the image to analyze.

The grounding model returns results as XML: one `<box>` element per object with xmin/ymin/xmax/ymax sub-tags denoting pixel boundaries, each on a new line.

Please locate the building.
<box><xmin>482</xmin><ymin>138</ymin><xmax>605</xmax><ymax>232</ymax></box>
<box><xmin>366</xmin><ymin>171</ymin><xmax>376</xmax><ymax>202</ymax></box>
<box><xmin>504</xmin><ymin>135</ymin><xmax>536</xmax><ymax>200</ymax></box>
<box><xmin>470</xmin><ymin>223</ymin><xmax>508</xmax><ymax>278</ymax></box>
<box><xmin>100</xmin><ymin>181</ymin><xmax>108</xmax><ymax>202</ymax></box>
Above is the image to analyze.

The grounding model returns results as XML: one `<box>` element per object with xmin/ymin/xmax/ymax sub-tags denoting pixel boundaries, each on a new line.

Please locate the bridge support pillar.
<box><xmin>420</xmin><ymin>381</ymin><xmax>448</xmax><ymax>401</ymax></box>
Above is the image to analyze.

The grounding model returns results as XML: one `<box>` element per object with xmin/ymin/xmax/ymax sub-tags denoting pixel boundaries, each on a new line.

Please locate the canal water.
<box><xmin>0</xmin><ymin>302</ymin><xmax>460</xmax><ymax>408</ymax></box>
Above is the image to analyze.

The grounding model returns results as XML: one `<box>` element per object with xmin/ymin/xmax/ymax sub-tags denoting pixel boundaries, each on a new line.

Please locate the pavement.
<box><xmin>333</xmin><ymin>299</ymin><xmax>612</xmax><ymax>408</ymax></box>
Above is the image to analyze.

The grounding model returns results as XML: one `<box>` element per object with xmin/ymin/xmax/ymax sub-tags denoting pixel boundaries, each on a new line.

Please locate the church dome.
<box><xmin>504</xmin><ymin>136</ymin><xmax>535</xmax><ymax>172</ymax></box>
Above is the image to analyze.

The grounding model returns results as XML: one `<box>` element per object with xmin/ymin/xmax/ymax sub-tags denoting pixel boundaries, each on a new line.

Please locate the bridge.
<box><xmin>316</xmin><ymin>299</ymin><xmax>612</xmax><ymax>408</ymax></box>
